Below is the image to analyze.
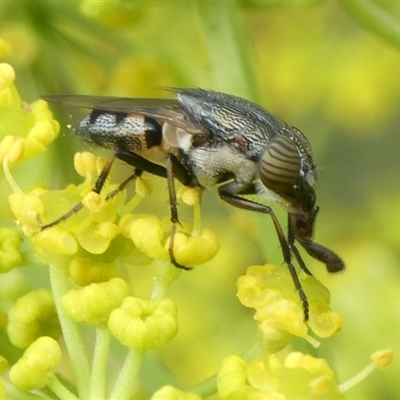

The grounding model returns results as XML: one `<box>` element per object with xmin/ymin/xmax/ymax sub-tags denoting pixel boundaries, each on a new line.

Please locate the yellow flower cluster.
<box><xmin>1</xmin><ymin>58</ymin><xmax>221</xmax><ymax>399</ymax></box>
<box><xmin>0</xmin><ymin>63</ymin><xmax>59</xmax><ymax>166</ymax></box>
<box><xmin>1</xmin><ymin>45</ymin><xmax>392</xmax><ymax>399</ymax></box>
<box><xmin>237</xmin><ymin>264</ymin><xmax>342</xmax><ymax>350</ymax></box>
<box><xmin>108</xmin><ymin>297</ymin><xmax>178</xmax><ymax>351</ymax></box>
<box><xmin>217</xmin><ymin>353</ymin><xmax>343</xmax><ymax>400</ymax></box>
<box><xmin>6</xmin><ymin>149</ymin><xmax>220</xmax><ymax>278</ymax></box>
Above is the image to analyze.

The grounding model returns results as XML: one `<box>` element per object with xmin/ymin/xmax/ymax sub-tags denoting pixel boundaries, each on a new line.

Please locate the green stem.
<box><xmin>48</xmin><ymin>375</ymin><xmax>79</xmax><ymax>400</ymax></box>
<box><xmin>189</xmin><ymin>374</ymin><xmax>218</xmax><ymax>398</ymax></box>
<box><xmin>198</xmin><ymin>0</ymin><xmax>260</xmax><ymax>102</ymax></box>
<box><xmin>109</xmin><ymin>349</ymin><xmax>144</xmax><ymax>400</ymax></box>
<box><xmin>89</xmin><ymin>328</ymin><xmax>112</xmax><ymax>400</ymax></box>
<box><xmin>192</xmin><ymin>196</ymin><xmax>202</xmax><ymax>236</ymax></box>
<box><xmin>3</xmin><ymin>380</ymin><xmax>46</xmax><ymax>400</ymax></box>
<box><xmin>49</xmin><ymin>264</ymin><xmax>91</xmax><ymax>399</ymax></box>
<box><xmin>151</xmin><ymin>259</ymin><xmax>181</xmax><ymax>300</ymax></box>
<box><xmin>339</xmin><ymin>361</ymin><xmax>376</xmax><ymax>393</ymax></box>
<box><xmin>340</xmin><ymin>0</ymin><xmax>400</xmax><ymax>50</ymax></box>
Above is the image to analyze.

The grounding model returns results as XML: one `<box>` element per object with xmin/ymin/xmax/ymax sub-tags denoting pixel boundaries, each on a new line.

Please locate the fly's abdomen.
<box><xmin>77</xmin><ymin>111</ymin><xmax>163</xmax><ymax>155</ymax></box>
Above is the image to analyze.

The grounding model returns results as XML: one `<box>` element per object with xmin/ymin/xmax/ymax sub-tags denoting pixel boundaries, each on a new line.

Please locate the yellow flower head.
<box><xmin>108</xmin><ymin>297</ymin><xmax>178</xmax><ymax>351</ymax></box>
<box><xmin>9</xmin><ymin>336</ymin><xmax>62</xmax><ymax>391</ymax></box>
<box><xmin>0</xmin><ymin>227</ymin><xmax>21</xmax><ymax>272</ymax></box>
<box><xmin>150</xmin><ymin>385</ymin><xmax>202</xmax><ymax>400</ymax></box>
<box><xmin>237</xmin><ymin>264</ymin><xmax>341</xmax><ymax>349</ymax></box>
<box><xmin>0</xmin><ymin>63</ymin><xmax>59</xmax><ymax>165</ymax></box>
<box><xmin>7</xmin><ymin>289</ymin><xmax>61</xmax><ymax>349</ymax></box>
<box><xmin>62</xmin><ymin>277</ymin><xmax>129</xmax><ymax>326</ymax></box>
<box><xmin>218</xmin><ymin>353</ymin><xmax>343</xmax><ymax>400</ymax></box>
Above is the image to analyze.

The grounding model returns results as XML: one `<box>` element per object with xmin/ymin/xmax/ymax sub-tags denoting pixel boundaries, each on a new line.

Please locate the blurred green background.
<box><xmin>1</xmin><ymin>1</ymin><xmax>400</xmax><ymax>398</ymax></box>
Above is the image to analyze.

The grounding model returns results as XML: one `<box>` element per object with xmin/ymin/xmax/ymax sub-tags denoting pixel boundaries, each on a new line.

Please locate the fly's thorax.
<box><xmin>187</xmin><ymin>144</ymin><xmax>258</xmax><ymax>187</ymax></box>
<box><xmin>259</xmin><ymin>128</ymin><xmax>317</xmax><ymax>213</ymax></box>
<box><xmin>176</xmin><ymin>89</ymin><xmax>284</xmax><ymax>154</ymax></box>
<box><xmin>77</xmin><ymin>111</ymin><xmax>167</xmax><ymax>163</ymax></box>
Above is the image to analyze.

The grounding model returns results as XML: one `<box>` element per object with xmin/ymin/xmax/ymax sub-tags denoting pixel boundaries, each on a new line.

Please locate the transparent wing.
<box><xmin>41</xmin><ymin>94</ymin><xmax>189</xmax><ymax>127</ymax></box>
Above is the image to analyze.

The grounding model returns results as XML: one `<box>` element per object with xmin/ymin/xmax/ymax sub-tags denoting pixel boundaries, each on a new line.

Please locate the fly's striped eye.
<box><xmin>259</xmin><ymin>134</ymin><xmax>301</xmax><ymax>194</ymax></box>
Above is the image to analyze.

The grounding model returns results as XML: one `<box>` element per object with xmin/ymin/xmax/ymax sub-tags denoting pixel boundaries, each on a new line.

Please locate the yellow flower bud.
<box><xmin>68</xmin><ymin>257</ymin><xmax>117</xmax><ymax>286</ymax></box>
<box><xmin>9</xmin><ymin>191</ymin><xmax>45</xmax><ymax>234</ymax></box>
<box><xmin>0</xmin><ymin>356</ymin><xmax>8</xmax><ymax>374</ymax></box>
<box><xmin>150</xmin><ymin>385</ymin><xmax>202</xmax><ymax>400</ymax></box>
<box><xmin>310</xmin><ymin>375</ymin><xmax>334</xmax><ymax>396</ymax></box>
<box><xmin>166</xmin><ymin>229</ymin><xmax>220</xmax><ymax>267</ymax></box>
<box><xmin>217</xmin><ymin>355</ymin><xmax>250</xmax><ymax>400</ymax></box>
<box><xmin>7</xmin><ymin>290</ymin><xmax>60</xmax><ymax>348</ymax></box>
<box><xmin>32</xmin><ymin>227</ymin><xmax>78</xmax><ymax>255</ymax></box>
<box><xmin>178</xmin><ymin>186</ymin><xmax>201</xmax><ymax>206</ymax></box>
<box><xmin>75</xmin><ymin>221</ymin><xmax>120</xmax><ymax>254</ymax></box>
<box><xmin>9</xmin><ymin>337</ymin><xmax>62</xmax><ymax>391</ymax></box>
<box><xmin>1</xmin><ymin>136</ymin><xmax>25</xmax><ymax>163</ymax></box>
<box><xmin>0</xmin><ymin>227</ymin><xmax>21</xmax><ymax>272</ymax></box>
<box><xmin>0</xmin><ymin>135</ymin><xmax>24</xmax><ymax>163</ymax></box>
<box><xmin>0</xmin><ymin>63</ymin><xmax>15</xmax><ymax>89</ymax></box>
<box><xmin>74</xmin><ymin>151</ymin><xmax>98</xmax><ymax>177</ymax></box>
<box><xmin>108</xmin><ymin>297</ymin><xmax>178</xmax><ymax>351</ymax></box>
<box><xmin>371</xmin><ymin>349</ymin><xmax>393</xmax><ymax>368</ymax></box>
<box><xmin>27</xmin><ymin>120</ymin><xmax>57</xmax><ymax>144</ymax></box>
<box><xmin>125</xmin><ymin>215</ymin><xmax>168</xmax><ymax>260</ymax></box>
<box><xmin>135</xmin><ymin>176</ymin><xmax>153</xmax><ymax>197</ymax></box>
<box><xmin>82</xmin><ymin>191</ymin><xmax>103</xmax><ymax>212</ymax></box>
<box><xmin>62</xmin><ymin>278</ymin><xmax>129</xmax><ymax>326</ymax></box>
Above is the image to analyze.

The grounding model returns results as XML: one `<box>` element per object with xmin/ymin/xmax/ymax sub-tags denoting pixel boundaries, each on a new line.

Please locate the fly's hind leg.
<box><xmin>218</xmin><ymin>181</ymin><xmax>310</xmax><ymax>321</ymax></box>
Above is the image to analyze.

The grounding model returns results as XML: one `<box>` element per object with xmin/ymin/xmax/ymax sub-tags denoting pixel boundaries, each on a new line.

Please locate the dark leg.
<box><xmin>287</xmin><ymin>215</ymin><xmax>313</xmax><ymax>276</ymax></box>
<box><xmin>41</xmin><ymin>149</ymin><xmax>197</xmax><ymax>271</ymax></box>
<box><xmin>218</xmin><ymin>181</ymin><xmax>310</xmax><ymax>321</ymax></box>
<box><xmin>41</xmin><ymin>153</ymin><xmax>120</xmax><ymax>229</ymax></box>
<box><xmin>288</xmin><ymin>210</ymin><xmax>345</xmax><ymax>273</ymax></box>
<box><xmin>165</xmin><ymin>154</ymin><xmax>191</xmax><ymax>270</ymax></box>
<box><xmin>115</xmin><ymin>151</ymin><xmax>195</xmax><ymax>186</ymax></box>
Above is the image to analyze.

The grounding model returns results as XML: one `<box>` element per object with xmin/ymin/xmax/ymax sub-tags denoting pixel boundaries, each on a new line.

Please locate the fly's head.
<box><xmin>259</xmin><ymin>126</ymin><xmax>344</xmax><ymax>274</ymax></box>
<box><xmin>259</xmin><ymin>126</ymin><xmax>318</xmax><ymax>214</ymax></box>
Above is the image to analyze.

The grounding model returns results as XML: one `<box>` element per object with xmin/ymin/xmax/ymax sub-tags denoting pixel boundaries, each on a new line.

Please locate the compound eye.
<box><xmin>259</xmin><ymin>135</ymin><xmax>301</xmax><ymax>194</ymax></box>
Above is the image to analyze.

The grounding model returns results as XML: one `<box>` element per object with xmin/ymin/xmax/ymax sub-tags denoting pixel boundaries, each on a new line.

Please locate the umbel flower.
<box><xmin>0</xmin><ymin>54</ymin><xmax>392</xmax><ymax>399</ymax></box>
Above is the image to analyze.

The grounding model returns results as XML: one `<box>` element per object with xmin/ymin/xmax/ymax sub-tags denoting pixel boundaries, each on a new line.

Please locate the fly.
<box><xmin>41</xmin><ymin>88</ymin><xmax>345</xmax><ymax>320</ymax></box>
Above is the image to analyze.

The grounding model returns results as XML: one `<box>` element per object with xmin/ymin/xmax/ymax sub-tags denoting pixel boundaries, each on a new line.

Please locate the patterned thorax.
<box><xmin>177</xmin><ymin>89</ymin><xmax>286</xmax><ymax>157</ymax></box>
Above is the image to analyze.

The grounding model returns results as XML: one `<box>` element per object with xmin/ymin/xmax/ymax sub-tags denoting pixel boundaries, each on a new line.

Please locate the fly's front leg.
<box><xmin>218</xmin><ymin>181</ymin><xmax>310</xmax><ymax>320</ymax></box>
<box><xmin>288</xmin><ymin>210</ymin><xmax>345</xmax><ymax>274</ymax></box>
<box><xmin>41</xmin><ymin>149</ymin><xmax>169</xmax><ymax>230</ymax></box>
<box><xmin>41</xmin><ymin>153</ymin><xmax>121</xmax><ymax>229</ymax></box>
<box><xmin>287</xmin><ymin>216</ymin><xmax>313</xmax><ymax>276</ymax></box>
<box><xmin>165</xmin><ymin>154</ymin><xmax>191</xmax><ymax>271</ymax></box>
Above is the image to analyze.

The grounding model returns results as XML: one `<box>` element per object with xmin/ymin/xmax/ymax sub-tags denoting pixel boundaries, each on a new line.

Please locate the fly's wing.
<box><xmin>41</xmin><ymin>94</ymin><xmax>195</xmax><ymax>130</ymax></box>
